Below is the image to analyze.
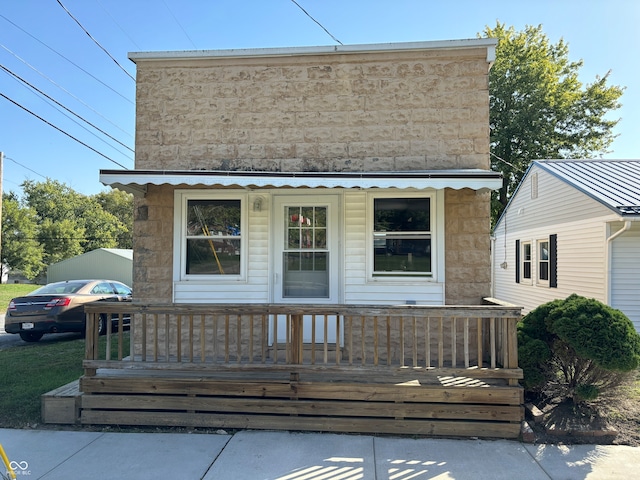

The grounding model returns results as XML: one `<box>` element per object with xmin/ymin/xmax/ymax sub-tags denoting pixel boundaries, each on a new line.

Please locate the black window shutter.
<box><xmin>515</xmin><ymin>239</ymin><xmax>520</xmax><ymax>283</ymax></box>
<box><xmin>549</xmin><ymin>234</ymin><xmax>558</xmax><ymax>288</ymax></box>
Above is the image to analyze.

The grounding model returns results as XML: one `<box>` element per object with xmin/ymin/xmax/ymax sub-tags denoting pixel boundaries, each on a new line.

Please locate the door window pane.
<box><xmin>283</xmin><ymin>205</ymin><xmax>329</xmax><ymax>298</ymax></box>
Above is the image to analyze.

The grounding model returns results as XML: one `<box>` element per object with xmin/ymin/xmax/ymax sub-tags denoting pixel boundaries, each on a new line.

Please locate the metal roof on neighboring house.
<box><xmin>535</xmin><ymin>159</ymin><xmax>640</xmax><ymax>216</ymax></box>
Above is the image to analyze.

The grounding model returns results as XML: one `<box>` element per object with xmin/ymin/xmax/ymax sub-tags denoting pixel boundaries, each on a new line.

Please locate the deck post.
<box><xmin>291</xmin><ymin>314</ymin><xmax>303</xmax><ymax>364</ymax></box>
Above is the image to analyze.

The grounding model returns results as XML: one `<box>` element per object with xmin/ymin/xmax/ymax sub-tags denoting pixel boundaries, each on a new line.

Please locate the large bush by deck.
<box><xmin>518</xmin><ymin>294</ymin><xmax>640</xmax><ymax>403</ymax></box>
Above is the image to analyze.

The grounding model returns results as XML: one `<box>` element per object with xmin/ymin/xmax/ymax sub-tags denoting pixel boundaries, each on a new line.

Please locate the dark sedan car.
<box><xmin>4</xmin><ymin>279</ymin><xmax>132</xmax><ymax>342</ymax></box>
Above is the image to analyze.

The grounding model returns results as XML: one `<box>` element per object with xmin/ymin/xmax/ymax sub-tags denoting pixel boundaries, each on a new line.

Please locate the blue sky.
<box><xmin>1</xmin><ymin>0</ymin><xmax>638</xmax><ymax>196</ymax></box>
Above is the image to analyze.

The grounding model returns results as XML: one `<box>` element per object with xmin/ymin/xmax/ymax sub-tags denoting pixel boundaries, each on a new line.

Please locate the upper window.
<box><xmin>185</xmin><ymin>199</ymin><xmax>242</xmax><ymax>276</ymax></box>
<box><xmin>372</xmin><ymin>197</ymin><xmax>431</xmax><ymax>276</ymax></box>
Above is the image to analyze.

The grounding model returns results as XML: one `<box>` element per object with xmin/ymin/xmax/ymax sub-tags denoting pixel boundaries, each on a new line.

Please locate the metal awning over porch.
<box><xmin>99</xmin><ymin>169</ymin><xmax>503</xmax><ymax>196</ymax></box>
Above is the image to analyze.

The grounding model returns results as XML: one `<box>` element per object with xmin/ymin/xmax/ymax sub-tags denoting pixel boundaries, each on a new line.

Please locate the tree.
<box><xmin>21</xmin><ymin>179</ymin><xmax>131</xmax><ymax>260</ymax></box>
<box><xmin>1</xmin><ymin>193</ymin><xmax>44</xmax><ymax>280</ymax></box>
<box><xmin>94</xmin><ymin>189</ymin><xmax>134</xmax><ymax>249</ymax></box>
<box><xmin>482</xmin><ymin>23</ymin><xmax>624</xmax><ymax>223</ymax></box>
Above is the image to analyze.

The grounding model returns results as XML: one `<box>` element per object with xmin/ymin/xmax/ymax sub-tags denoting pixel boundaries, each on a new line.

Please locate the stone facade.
<box><xmin>130</xmin><ymin>42</ymin><xmax>494</xmax><ymax>305</ymax></box>
<box><xmin>134</xmin><ymin>47</ymin><xmax>490</xmax><ymax>172</ymax></box>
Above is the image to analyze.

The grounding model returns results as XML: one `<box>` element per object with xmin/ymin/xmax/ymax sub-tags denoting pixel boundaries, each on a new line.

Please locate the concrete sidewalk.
<box><xmin>1</xmin><ymin>428</ymin><xmax>638</xmax><ymax>479</ymax></box>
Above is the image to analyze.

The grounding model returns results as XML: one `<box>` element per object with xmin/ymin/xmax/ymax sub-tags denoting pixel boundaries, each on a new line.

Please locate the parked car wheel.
<box><xmin>19</xmin><ymin>331</ymin><xmax>44</xmax><ymax>343</ymax></box>
<box><xmin>98</xmin><ymin>314</ymin><xmax>108</xmax><ymax>336</ymax></box>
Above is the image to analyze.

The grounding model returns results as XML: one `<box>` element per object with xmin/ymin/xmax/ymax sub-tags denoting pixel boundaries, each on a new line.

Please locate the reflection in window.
<box><xmin>539</xmin><ymin>240</ymin><xmax>549</xmax><ymax>281</ymax></box>
<box><xmin>373</xmin><ymin>198</ymin><xmax>431</xmax><ymax>276</ymax></box>
<box><xmin>283</xmin><ymin>206</ymin><xmax>329</xmax><ymax>298</ymax></box>
<box><xmin>522</xmin><ymin>242</ymin><xmax>532</xmax><ymax>280</ymax></box>
<box><xmin>186</xmin><ymin>199</ymin><xmax>241</xmax><ymax>275</ymax></box>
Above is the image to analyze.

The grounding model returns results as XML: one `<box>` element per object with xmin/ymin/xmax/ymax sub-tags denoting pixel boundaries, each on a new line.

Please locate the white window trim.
<box><xmin>520</xmin><ymin>240</ymin><xmax>533</xmax><ymax>285</ymax></box>
<box><xmin>536</xmin><ymin>238</ymin><xmax>550</xmax><ymax>287</ymax></box>
<box><xmin>173</xmin><ymin>189</ymin><xmax>248</xmax><ymax>283</ymax></box>
<box><xmin>366</xmin><ymin>189</ymin><xmax>444</xmax><ymax>283</ymax></box>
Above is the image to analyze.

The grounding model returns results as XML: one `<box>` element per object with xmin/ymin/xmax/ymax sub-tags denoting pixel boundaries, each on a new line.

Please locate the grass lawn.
<box><xmin>0</xmin><ymin>283</ymin><xmax>41</xmax><ymax>311</ymax></box>
<box><xmin>0</xmin><ymin>284</ymin><xmax>129</xmax><ymax>427</ymax></box>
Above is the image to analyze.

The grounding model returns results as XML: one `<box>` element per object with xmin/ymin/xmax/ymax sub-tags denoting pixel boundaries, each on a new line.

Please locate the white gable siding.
<box><xmin>493</xmin><ymin>166</ymin><xmax>616</xmax><ymax>314</ymax></box>
<box><xmin>610</xmin><ymin>223</ymin><xmax>640</xmax><ymax>331</ymax></box>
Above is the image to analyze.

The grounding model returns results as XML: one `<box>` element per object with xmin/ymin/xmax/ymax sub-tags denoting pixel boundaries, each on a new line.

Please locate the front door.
<box><xmin>273</xmin><ymin>195</ymin><xmax>340</xmax><ymax>342</ymax></box>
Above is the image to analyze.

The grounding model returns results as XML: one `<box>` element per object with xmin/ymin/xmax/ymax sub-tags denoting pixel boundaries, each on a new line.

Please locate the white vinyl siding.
<box><xmin>174</xmin><ymin>188</ymin><xmax>445</xmax><ymax>305</ymax></box>
<box><xmin>493</xmin><ymin>166</ymin><xmax>614</xmax><ymax>315</ymax></box>
<box><xmin>610</xmin><ymin>223</ymin><xmax>640</xmax><ymax>331</ymax></box>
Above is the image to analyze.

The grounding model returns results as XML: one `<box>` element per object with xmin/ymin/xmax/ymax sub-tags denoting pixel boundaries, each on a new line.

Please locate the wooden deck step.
<box><xmin>41</xmin><ymin>379</ymin><xmax>82</xmax><ymax>425</ymax></box>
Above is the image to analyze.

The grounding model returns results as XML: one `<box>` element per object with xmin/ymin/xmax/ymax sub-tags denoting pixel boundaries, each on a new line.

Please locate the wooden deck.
<box><xmin>48</xmin><ymin>300</ymin><xmax>525</xmax><ymax>438</ymax></box>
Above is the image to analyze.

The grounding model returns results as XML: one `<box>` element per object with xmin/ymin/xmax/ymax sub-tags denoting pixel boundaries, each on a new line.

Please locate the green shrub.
<box><xmin>518</xmin><ymin>294</ymin><xmax>640</xmax><ymax>404</ymax></box>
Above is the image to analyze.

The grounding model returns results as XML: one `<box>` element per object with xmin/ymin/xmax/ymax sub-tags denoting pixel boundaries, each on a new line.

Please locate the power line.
<box><xmin>1</xmin><ymin>64</ymin><xmax>134</xmax><ymax>154</ymax></box>
<box><xmin>162</xmin><ymin>0</ymin><xmax>197</xmax><ymax>49</ymax></box>
<box><xmin>290</xmin><ymin>0</ymin><xmax>343</xmax><ymax>45</ymax></box>
<box><xmin>95</xmin><ymin>0</ymin><xmax>141</xmax><ymax>50</ymax></box>
<box><xmin>0</xmin><ymin>92</ymin><xmax>129</xmax><ymax>169</ymax></box>
<box><xmin>0</xmin><ymin>43</ymin><xmax>133</xmax><ymax>137</ymax></box>
<box><xmin>490</xmin><ymin>152</ymin><xmax>527</xmax><ymax>174</ymax></box>
<box><xmin>55</xmin><ymin>0</ymin><xmax>135</xmax><ymax>82</ymax></box>
<box><xmin>5</xmin><ymin>156</ymin><xmax>48</xmax><ymax>180</ymax></box>
<box><xmin>3</xmin><ymin>68</ymin><xmax>134</xmax><ymax>162</ymax></box>
<box><xmin>0</xmin><ymin>14</ymin><xmax>133</xmax><ymax>104</ymax></box>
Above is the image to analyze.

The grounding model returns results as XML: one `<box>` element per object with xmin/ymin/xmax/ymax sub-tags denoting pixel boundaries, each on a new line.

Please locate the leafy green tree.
<box><xmin>482</xmin><ymin>23</ymin><xmax>624</xmax><ymax>222</ymax></box>
<box><xmin>1</xmin><ymin>193</ymin><xmax>45</xmax><ymax>280</ymax></box>
<box><xmin>94</xmin><ymin>189</ymin><xmax>134</xmax><ymax>249</ymax></box>
<box><xmin>21</xmin><ymin>179</ymin><xmax>130</xmax><ymax>257</ymax></box>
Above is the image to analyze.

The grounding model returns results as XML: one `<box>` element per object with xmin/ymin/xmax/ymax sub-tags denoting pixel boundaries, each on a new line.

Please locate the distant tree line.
<box><xmin>1</xmin><ymin>179</ymin><xmax>133</xmax><ymax>281</ymax></box>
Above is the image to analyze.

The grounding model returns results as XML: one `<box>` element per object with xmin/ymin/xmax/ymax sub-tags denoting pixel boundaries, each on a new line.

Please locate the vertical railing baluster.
<box><xmin>425</xmin><ymin>317</ymin><xmax>431</xmax><ymax>369</ymax></box>
<box><xmin>261</xmin><ymin>314</ymin><xmax>267</xmax><ymax>363</ymax></box>
<box><xmin>477</xmin><ymin>317</ymin><xmax>483</xmax><ymax>368</ymax></box>
<box><xmin>118</xmin><ymin>313</ymin><xmax>124</xmax><ymax>360</ymax></box>
<box><xmin>336</xmin><ymin>315</ymin><xmax>341</xmax><ymax>365</ymax></box>
<box><xmin>490</xmin><ymin>317</ymin><xmax>496</xmax><ymax>368</ymax></box>
<box><xmin>249</xmin><ymin>314</ymin><xmax>254</xmax><ymax>364</ymax></box>
<box><xmin>311</xmin><ymin>315</ymin><xmax>316</xmax><ymax>365</ymax></box>
<box><xmin>153</xmin><ymin>314</ymin><xmax>159</xmax><ymax>362</ymax></box>
<box><xmin>237</xmin><ymin>314</ymin><xmax>242</xmax><ymax>363</ymax></box>
<box><xmin>412</xmin><ymin>316</ymin><xmax>418</xmax><ymax>368</ymax></box>
<box><xmin>347</xmin><ymin>316</ymin><xmax>353</xmax><ymax>366</ymax></box>
<box><xmin>361</xmin><ymin>315</ymin><xmax>366</xmax><ymax>366</ymax></box>
<box><xmin>273</xmin><ymin>315</ymin><xmax>279</xmax><ymax>365</ymax></box>
<box><xmin>438</xmin><ymin>317</ymin><xmax>444</xmax><ymax>368</ymax></box>
<box><xmin>323</xmin><ymin>315</ymin><xmax>328</xmax><ymax>364</ymax></box>
<box><xmin>399</xmin><ymin>316</ymin><xmax>405</xmax><ymax>367</ymax></box>
<box><xmin>386</xmin><ymin>316</ymin><xmax>391</xmax><ymax>366</ymax></box>
<box><xmin>373</xmin><ymin>315</ymin><xmax>379</xmax><ymax>366</ymax></box>
<box><xmin>464</xmin><ymin>317</ymin><xmax>470</xmax><ymax>368</ymax></box>
<box><xmin>141</xmin><ymin>313</ymin><xmax>147</xmax><ymax>362</ymax></box>
<box><xmin>451</xmin><ymin>316</ymin><xmax>457</xmax><ymax>368</ymax></box>
<box><xmin>225</xmin><ymin>314</ymin><xmax>230</xmax><ymax>364</ymax></box>
<box><xmin>177</xmin><ymin>314</ymin><xmax>182</xmax><ymax>362</ymax></box>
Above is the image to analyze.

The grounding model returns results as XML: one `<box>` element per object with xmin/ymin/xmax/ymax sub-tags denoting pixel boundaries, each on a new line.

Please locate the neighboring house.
<box><xmin>47</xmin><ymin>248</ymin><xmax>133</xmax><ymax>287</ymax></box>
<box><xmin>101</xmin><ymin>39</ymin><xmax>502</xmax><ymax>307</ymax></box>
<box><xmin>492</xmin><ymin>159</ymin><xmax>640</xmax><ymax>331</ymax></box>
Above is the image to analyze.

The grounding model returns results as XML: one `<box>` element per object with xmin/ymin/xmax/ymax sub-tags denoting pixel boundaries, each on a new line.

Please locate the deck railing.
<box><xmin>84</xmin><ymin>299</ymin><xmax>522</xmax><ymax>384</ymax></box>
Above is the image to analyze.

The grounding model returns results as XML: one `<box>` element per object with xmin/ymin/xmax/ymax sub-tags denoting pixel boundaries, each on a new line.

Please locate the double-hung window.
<box><xmin>538</xmin><ymin>240</ymin><xmax>549</xmax><ymax>283</ymax></box>
<box><xmin>521</xmin><ymin>241</ymin><xmax>532</xmax><ymax>281</ymax></box>
<box><xmin>372</xmin><ymin>196</ymin><xmax>432</xmax><ymax>277</ymax></box>
<box><xmin>184</xmin><ymin>198</ymin><xmax>242</xmax><ymax>276</ymax></box>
